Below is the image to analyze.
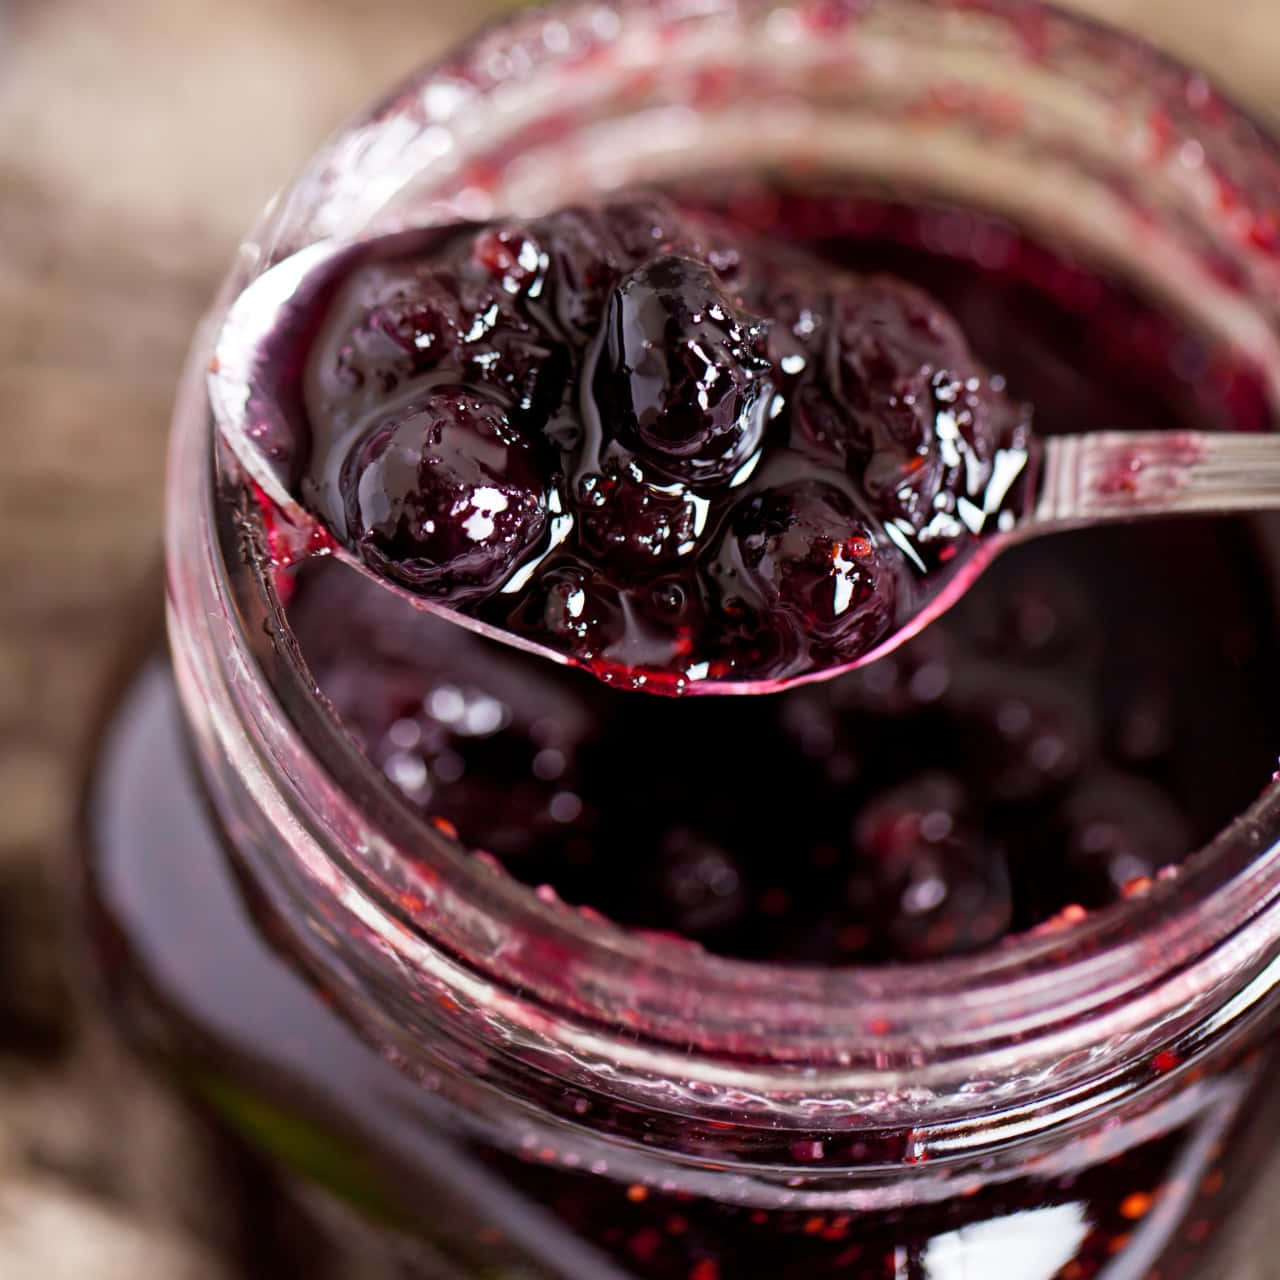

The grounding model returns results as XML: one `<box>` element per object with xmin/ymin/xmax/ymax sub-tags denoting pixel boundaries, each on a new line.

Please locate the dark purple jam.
<box><xmin>287</xmin><ymin>503</ymin><xmax>1275</xmax><ymax>965</ymax></box>
<box><xmin>276</xmin><ymin>184</ymin><xmax>1279</xmax><ymax>966</ymax></box>
<box><xmin>284</xmin><ymin>195</ymin><xmax>1036</xmax><ymax>691</ymax></box>
<box><xmin>85</xmin><ymin>660</ymin><xmax>1280</xmax><ymax>1280</ymax></box>
<box><xmin>86</xmin><ymin>183</ymin><xmax>1280</xmax><ymax>1280</ymax></box>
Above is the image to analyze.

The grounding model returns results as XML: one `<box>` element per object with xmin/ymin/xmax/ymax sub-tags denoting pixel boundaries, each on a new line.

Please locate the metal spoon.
<box><xmin>209</xmin><ymin>238</ymin><xmax>1280</xmax><ymax>696</ymax></box>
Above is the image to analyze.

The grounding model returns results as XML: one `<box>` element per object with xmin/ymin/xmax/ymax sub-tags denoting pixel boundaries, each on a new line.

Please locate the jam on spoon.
<box><xmin>211</xmin><ymin>194</ymin><xmax>1279</xmax><ymax>695</ymax></box>
<box><xmin>213</xmin><ymin>195</ymin><xmax>1034</xmax><ymax>693</ymax></box>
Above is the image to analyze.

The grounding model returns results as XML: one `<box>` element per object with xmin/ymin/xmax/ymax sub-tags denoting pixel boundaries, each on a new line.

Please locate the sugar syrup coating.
<box><xmin>574</xmin><ymin>458</ymin><xmax>702</xmax><ymax>568</ymax></box>
<box><xmin>710</xmin><ymin>480</ymin><xmax>896</xmax><ymax>662</ymax></box>
<box><xmin>765</xmin><ymin>271</ymin><xmax>1033</xmax><ymax>544</ymax></box>
<box><xmin>299</xmin><ymin>195</ymin><xmax>1034</xmax><ymax>688</ymax></box>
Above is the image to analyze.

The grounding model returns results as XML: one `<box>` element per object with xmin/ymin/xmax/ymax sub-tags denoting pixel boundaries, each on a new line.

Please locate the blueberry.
<box><xmin>471</xmin><ymin>225</ymin><xmax>548</xmax><ymax>297</ymax></box>
<box><xmin>301</xmin><ymin>196</ymin><xmax>1035</xmax><ymax>689</ymax></box>
<box><xmin>531</xmin><ymin>197</ymin><xmax>704</xmax><ymax>338</ymax></box>
<box><xmin>789</xmin><ymin>380</ymin><xmax>853</xmax><ymax>470</ymax></box>
<box><xmin>308</xmin><ymin>242</ymin><xmax>569</xmax><ymax>446</ymax></box>
<box><xmin>528</xmin><ymin>565</ymin><xmax>625</xmax><ymax>661</ymax></box>
<box><xmin>596</xmin><ymin>255</ymin><xmax>773</xmax><ymax>483</ymax></box>
<box><xmin>848</xmin><ymin>774</ymin><xmax>1012</xmax><ymax>959</ymax></box>
<box><xmin>825</xmin><ymin>277</ymin><xmax>1033</xmax><ymax>535</ymax></box>
<box><xmin>716</xmin><ymin>481</ymin><xmax>898</xmax><ymax>655</ymax></box>
<box><xmin>341</xmin><ymin>386</ymin><xmax>549</xmax><ymax>600</ymax></box>
<box><xmin>948</xmin><ymin>664</ymin><xmax>1096</xmax><ymax>805</ymax></box>
<box><xmin>1056</xmin><ymin>772</ymin><xmax>1192</xmax><ymax>906</ymax></box>
<box><xmin>657</xmin><ymin>828</ymin><xmax>749</xmax><ymax>936</ymax></box>
<box><xmin>601</xmin><ymin>196</ymin><xmax>705</xmax><ymax>266</ymax></box>
<box><xmin>287</xmin><ymin>558</ymin><xmax>605</xmax><ymax>864</ymax></box>
<box><xmin>833</xmin><ymin>623</ymin><xmax>957</xmax><ymax>718</ymax></box>
<box><xmin>575</xmin><ymin>459</ymin><xmax>701</xmax><ymax>569</ymax></box>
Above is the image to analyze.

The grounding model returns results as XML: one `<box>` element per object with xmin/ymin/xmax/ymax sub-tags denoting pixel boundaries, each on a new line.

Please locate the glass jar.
<box><xmin>81</xmin><ymin>1</ymin><xmax>1280</xmax><ymax>1277</ymax></box>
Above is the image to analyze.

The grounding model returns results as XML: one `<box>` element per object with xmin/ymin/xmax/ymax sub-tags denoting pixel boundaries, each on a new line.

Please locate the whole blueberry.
<box><xmin>718</xmin><ymin>481</ymin><xmax>898</xmax><ymax>655</ymax></box>
<box><xmin>849</xmin><ymin>774</ymin><xmax>1012</xmax><ymax>959</ymax></box>
<box><xmin>1056</xmin><ymin>772</ymin><xmax>1192</xmax><ymax>905</ymax></box>
<box><xmin>597</xmin><ymin>255</ymin><xmax>773</xmax><ymax>483</ymax></box>
<box><xmin>342</xmin><ymin>385</ymin><xmax>549</xmax><ymax>600</ymax></box>
<box><xmin>823</xmin><ymin>277</ymin><xmax>1033</xmax><ymax>535</ymax></box>
<box><xmin>575</xmin><ymin>459</ymin><xmax>701</xmax><ymax>569</ymax></box>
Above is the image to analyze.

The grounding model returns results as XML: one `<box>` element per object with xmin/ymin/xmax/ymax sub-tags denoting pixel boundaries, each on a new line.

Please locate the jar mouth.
<box><xmin>173</xmin><ymin>0</ymin><xmax>1280</xmax><ymax>1105</ymax></box>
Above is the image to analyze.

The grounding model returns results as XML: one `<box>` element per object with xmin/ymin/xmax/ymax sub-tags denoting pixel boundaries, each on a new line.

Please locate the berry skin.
<box><xmin>471</xmin><ymin>225</ymin><xmax>549</xmax><ymax>298</ymax></box>
<box><xmin>848</xmin><ymin>774</ymin><xmax>1012</xmax><ymax>959</ymax></box>
<box><xmin>539</xmin><ymin>198</ymin><xmax>707</xmax><ymax>338</ymax></box>
<box><xmin>717</xmin><ymin>481</ymin><xmax>898</xmax><ymax>656</ymax></box>
<box><xmin>341</xmin><ymin>385</ymin><xmax>549</xmax><ymax>600</ymax></box>
<box><xmin>1056</xmin><ymin>772</ymin><xmax>1192</xmax><ymax>907</ymax></box>
<box><xmin>310</xmin><ymin>249</ymin><xmax>568</xmax><ymax>437</ymax></box>
<box><xmin>528</xmin><ymin>565</ymin><xmax>625</xmax><ymax>660</ymax></box>
<box><xmin>820</xmin><ymin>277</ymin><xmax>1033</xmax><ymax>538</ymax></box>
<box><xmin>949</xmin><ymin>665</ymin><xmax>1095</xmax><ymax>805</ymax></box>
<box><xmin>575</xmin><ymin>459</ymin><xmax>701</xmax><ymax>570</ymax></box>
<box><xmin>596</xmin><ymin>255</ymin><xmax>773</xmax><ymax>484</ymax></box>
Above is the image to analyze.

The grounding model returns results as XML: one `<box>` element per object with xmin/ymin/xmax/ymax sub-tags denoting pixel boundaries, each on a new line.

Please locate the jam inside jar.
<box><xmin>80</xmin><ymin>2</ymin><xmax>1280</xmax><ymax>1277</ymax></box>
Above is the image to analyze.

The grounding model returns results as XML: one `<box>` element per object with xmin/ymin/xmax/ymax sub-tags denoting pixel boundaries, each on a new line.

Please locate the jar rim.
<box><xmin>169</xmin><ymin>0</ymin><xmax>1280</xmax><ymax>1117</ymax></box>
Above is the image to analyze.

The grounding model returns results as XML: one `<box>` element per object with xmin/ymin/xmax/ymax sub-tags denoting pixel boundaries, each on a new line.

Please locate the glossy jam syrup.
<box><xmin>280</xmin><ymin>187</ymin><xmax>1280</xmax><ymax>965</ymax></box>
<box><xmin>274</xmin><ymin>194</ymin><xmax>1036</xmax><ymax>691</ymax></box>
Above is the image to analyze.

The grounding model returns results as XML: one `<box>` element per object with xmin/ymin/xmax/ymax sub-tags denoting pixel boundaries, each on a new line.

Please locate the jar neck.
<box><xmin>166</xmin><ymin>0</ymin><xmax>1280</xmax><ymax>1163</ymax></box>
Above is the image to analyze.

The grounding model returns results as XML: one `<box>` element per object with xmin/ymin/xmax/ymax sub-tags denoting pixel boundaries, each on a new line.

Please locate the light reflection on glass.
<box><xmin>923</xmin><ymin>1202</ymin><xmax>1090</xmax><ymax>1279</ymax></box>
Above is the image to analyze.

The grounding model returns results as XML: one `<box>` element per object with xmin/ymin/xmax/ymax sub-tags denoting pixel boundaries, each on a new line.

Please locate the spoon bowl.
<box><xmin>210</xmin><ymin>238</ymin><xmax>1280</xmax><ymax>696</ymax></box>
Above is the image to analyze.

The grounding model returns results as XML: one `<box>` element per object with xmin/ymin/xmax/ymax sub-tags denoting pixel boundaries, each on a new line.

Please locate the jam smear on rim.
<box><xmin>290</xmin><ymin>194</ymin><xmax>1037</xmax><ymax>692</ymax></box>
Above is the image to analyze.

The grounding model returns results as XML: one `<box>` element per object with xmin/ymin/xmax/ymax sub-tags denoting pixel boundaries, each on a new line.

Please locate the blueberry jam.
<box><xmin>87</xmin><ymin>182</ymin><xmax>1280</xmax><ymax>1280</ymax></box>
<box><xmin>287</xmin><ymin>194</ymin><xmax>1036</xmax><ymax>691</ymax></box>
<box><xmin>287</xmin><ymin>505</ymin><xmax>1275</xmax><ymax>965</ymax></box>
<box><xmin>281</xmin><ymin>186</ymin><xmax>1280</xmax><ymax>965</ymax></box>
<box><xmin>84</xmin><ymin>661</ymin><xmax>1280</xmax><ymax>1280</ymax></box>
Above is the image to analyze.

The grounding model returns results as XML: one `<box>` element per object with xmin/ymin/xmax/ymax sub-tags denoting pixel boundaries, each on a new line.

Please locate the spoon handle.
<box><xmin>1028</xmin><ymin>431</ymin><xmax>1280</xmax><ymax>537</ymax></box>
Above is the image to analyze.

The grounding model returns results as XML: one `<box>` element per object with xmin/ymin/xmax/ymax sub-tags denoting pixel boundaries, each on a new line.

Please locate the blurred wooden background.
<box><xmin>2</xmin><ymin>1</ymin><xmax>1280</xmax><ymax>1275</ymax></box>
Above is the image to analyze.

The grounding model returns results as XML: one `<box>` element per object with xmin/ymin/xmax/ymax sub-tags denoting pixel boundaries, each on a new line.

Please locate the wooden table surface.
<box><xmin>3</xmin><ymin>1</ymin><xmax>1280</xmax><ymax>1275</ymax></box>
